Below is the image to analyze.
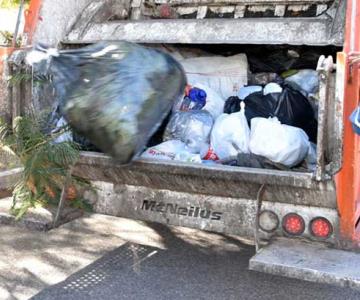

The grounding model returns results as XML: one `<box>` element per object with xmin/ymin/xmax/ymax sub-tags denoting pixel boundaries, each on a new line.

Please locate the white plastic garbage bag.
<box><xmin>249</xmin><ymin>117</ymin><xmax>310</xmax><ymax>167</ymax></box>
<box><xmin>285</xmin><ymin>69</ymin><xmax>319</xmax><ymax>97</ymax></box>
<box><xmin>211</xmin><ymin>102</ymin><xmax>250</xmax><ymax>159</ymax></box>
<box><xmin>181</xmin><ymin>54</ymin><xmax>248</xmax><ymax>99</ymax></box>
<box><xmin>263</xmin><ymin>82</ymin><xmax>283</xmax><ymax>95</ymax></box>
<box><xmin>141</xmin><ymin>140</ymin><xmax>202</xmax><ymax>163</ymax></box>
<box><xmin>164</xmin><ymin>110</ymin><xmax>214</xmax><ymax>153</ymax></box>
<box><xmin>194</xmin><ymin>83</ymin><xmax>225</xmax><ymax>119</ymax></box>
<box><xmin>238</xmin><ymin>85</ymin><xmax>262</xmax><ymax>100</ymax></box>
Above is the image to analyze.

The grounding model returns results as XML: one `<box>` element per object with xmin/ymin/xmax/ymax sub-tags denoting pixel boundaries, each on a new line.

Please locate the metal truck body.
<box><xmin>4</xmin><ymin>0</ymin><xmax>360</xmax><ymax>251</ymax></box>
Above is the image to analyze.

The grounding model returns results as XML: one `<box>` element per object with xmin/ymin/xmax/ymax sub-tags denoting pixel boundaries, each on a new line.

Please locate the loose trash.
<box><xmin>249</xmin><ymin>117</ymin><xmax>310</xmax><ymax>167</ymax></box>
<box><xmin>174</xmin><ymin>85</ymin><xmax>207</xmax><ymax>112</ymax></box>
<box><xmin>238</xmin><ymin>85</ymin><xmax>263</xmax><ymax>100</ymax></box>
<box><xmin>181</xmin><ymin>54</ymin><xmax>248</xmax><ymax>99</ymax></box>
<box><xmin>248</xmin><ymin>72</ymin><xmax>282</xmax><ymax>86</ymax></box>
<box><xmin>211</xmin><ymin>102</ymin><xmax>250</xmax><ymax>159</ymax></box>
<box><xmin>221</xmin><ymin>153</ymin><xmax>290</xmax><ymax>170</ymax></box>
<box><xmin>27</xmin><ymin>41</ymin><xmax>186</xmax><ymax>164</ymax></box>
<box><xmin>248</xmin><ymin>48</ymin><xmax>321</xmax><ymax>73</ymax></box>
<box><xmin>200</xmin><ymin>145</ymin><xmax>219</xmax><ymax>161</ymax></box>
<box><xmin>188</xmin><ymin>87</ymin><xmax>207</xmax><ymax>109</ymax></box>
<box><xmin>141</xmin><ymin>140</ymin><xmax>202</xmax><ymax>163</ymax></box>
<box><xmin>285</xmin><ymin>69</ymin><xmax>319</xmax><ymax>97</ymax></box>
<box><xmin>164</xmin><ymin>110</ymin><xmax>214</xmax><ymax>153</ymax></box>
<box><xmin>175</xmin><ymin>152</ymin><xmax>202</xmax><ymax>163</ymax></box>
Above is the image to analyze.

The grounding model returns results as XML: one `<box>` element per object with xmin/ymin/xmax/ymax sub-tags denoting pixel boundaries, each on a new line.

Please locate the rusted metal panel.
<box><xmin>316</xmin><ymin>56</ymin><xmax>336</xmax><ymax>180</ymax></box>
<box><xmin>139</xmin><ymin>0</ymin><xmax>334</xmax><ymax>19</ymax></box>
<box><xmin>65</xmin><ymin>17</ymin><xmax>342</xmax><ymax>45</ymax></box>
<box><xmin>75</xmin><ymin>152</ymin><xmax>338</xmax><ymax>209</ymax></box>
<box><xmin>86</xmin><ymin>182</ymin><xmax>338</xmax><ymax>241</ymax></box>
<box><xmin>150</xmin><ymin>0</ymin><xmax>332</xmax><ymax>4</ymax></box>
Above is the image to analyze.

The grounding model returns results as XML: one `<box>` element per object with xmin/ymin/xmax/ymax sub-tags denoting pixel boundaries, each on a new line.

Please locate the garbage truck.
<box><xmin>5</xmin><ymin>0</ymin><xmax>360</xmax><ymax>286</ymax></box>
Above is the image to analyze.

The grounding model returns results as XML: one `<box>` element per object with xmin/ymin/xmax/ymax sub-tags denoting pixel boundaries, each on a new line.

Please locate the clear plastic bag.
<box><xmin>211</xmin><ymin>102</ymin><xmax>250</xmax><ymax>160</ymax></box>
<box><xmin>249</xmin><ymin>117</ymin><xmax>310</xmax><ymax>167</ymax></box>
<box><xmin>164</xmin><ymin>110</ymin><xmax>214</xmax><ymax>153</ymax></box>
<box><xmin>141</xmin><ymin>140</ymin><xmax>201</xmax><ymax>163</ymax></box>
<box><xmin>27</xmin><ymin>41</ymin><xmax>186</xmax><ymax>164</ymax></box>
<box><xmin>285</xmin><ymin>69</ymin><xmax>319</xmax><ymax>97</ymax></box>
<box><xmin>172</xmin><ymin>83</ymin><xmax>224</xmax><ymax>119</ymax></box>
<box><xmin>141</xmin><ymin>140</ymin><xmax>189</xmax><ymax>161</ymax></box>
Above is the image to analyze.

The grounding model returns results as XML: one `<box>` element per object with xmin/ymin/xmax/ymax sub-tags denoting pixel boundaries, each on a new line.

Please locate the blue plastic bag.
<box><xmin>350</xmin><ymin>106</ymin><xmax>360</xmax><ymax>135</ymax></box>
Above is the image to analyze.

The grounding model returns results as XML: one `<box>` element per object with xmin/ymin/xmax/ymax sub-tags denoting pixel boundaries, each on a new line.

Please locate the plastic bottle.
<box><xmin>188</xmin><ymin>87</ymin><xmax>207</xmax><ymax>110</ymax></box>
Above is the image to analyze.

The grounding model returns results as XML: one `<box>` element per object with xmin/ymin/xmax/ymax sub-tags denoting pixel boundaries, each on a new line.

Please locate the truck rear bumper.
<box><xmin>84</xmin><ymin>181</ymin><xmax>338</xmax><ymax>244</ymax></box>
<box><xmin>250</xmin><ymin>238</ymin><xmax>360</xmax><ymax>290</ymax></box>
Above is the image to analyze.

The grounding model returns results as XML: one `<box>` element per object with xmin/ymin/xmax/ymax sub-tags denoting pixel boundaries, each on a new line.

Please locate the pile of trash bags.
<box><xmin>142</xmin><ymin>54</ymin><xmax>320</xmax><ymax>171</ymax></box>
<box><xmin>27</xmin><ymin>42</ymin><xmax>319</xmax><ymax>171</ymax></box>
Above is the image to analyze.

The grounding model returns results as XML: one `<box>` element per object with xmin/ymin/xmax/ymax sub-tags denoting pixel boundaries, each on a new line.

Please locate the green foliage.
<box><xmin>7</xmin><ymin>72</ymin><xmax>50</xmax><ymax>87</ymax></box>
<box><xmin>7</xmin><ymin>72</ymin><xmax>32</xmax><ymax>86</ymax></box>
<box><xmin>0</xmin><ymin>115</ymin><xmax>92</xmax><ymax>219</ymax></box>
<box><xmin>0</xmin><ymin>0</ymin><xmax>30</xmax><ymax>9</ymax></box>
<box><xmin>0</xmin><ymin>30</ymin><xmax>22</xmax><ymax>47</ymax></box>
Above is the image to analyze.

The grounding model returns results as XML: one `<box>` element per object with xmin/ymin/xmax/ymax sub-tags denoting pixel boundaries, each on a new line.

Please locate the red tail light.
<box><xmin>310</xmin><ymin>217</ymin><xmax>333</xmax><ymax>239</ymax></box>
<box><xmin>282</xmin><ymin>213</ymin><xmax>305</xmax><ymax>236</ymax></box>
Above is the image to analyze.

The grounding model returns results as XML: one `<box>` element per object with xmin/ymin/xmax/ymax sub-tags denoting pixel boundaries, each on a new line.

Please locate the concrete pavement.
<box><xmin>1</xmin><ymin>214</ymin><xmax>360</xmax><ymax>300</ymax></box>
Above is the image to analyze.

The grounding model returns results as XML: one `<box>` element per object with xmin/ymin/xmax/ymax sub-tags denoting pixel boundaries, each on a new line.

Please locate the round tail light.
<box><xmin>310</xmin><ymin>217</ymin><xmax>333</xmax><ymax>239</ymax></box>
<box><xmin>259</xmin><ymin>210</ymin><xmax>279</xmax><ymax>233</ymax></box>
<box><xmin>282</xmin><ymin>213</ymin><xmax>305</xmax><ymax>236</ymax></box>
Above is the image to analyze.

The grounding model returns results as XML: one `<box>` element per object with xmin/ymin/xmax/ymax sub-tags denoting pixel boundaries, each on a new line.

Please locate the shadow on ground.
<box><xmin>31</xmin><ymin>221</ymin><xmax>360</xmax><ymax>300</ymax></box>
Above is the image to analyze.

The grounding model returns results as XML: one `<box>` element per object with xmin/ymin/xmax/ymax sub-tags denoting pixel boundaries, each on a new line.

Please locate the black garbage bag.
<box><xmin>248</xmin><ymin>47</ymin><xmax>320</xmax><ymax>74</ymax></box>
<box><xmin>224</xmin><ymin>96</ymin><xmax>241</xmax><ymax>114</ymax></box>
<box><xmin>220</xmin><ymin>153</ymin><xmax>291</xmax><ymax>170</ymax></box>
<box><xmin>27</xmin><ymin>42</ymin><xmax>186</xmax><ymax>164</ymax></box>
<box><xmin>225</xmin><ymin>93</ymin><xmax>276</xmax><ymax>120</ymax></box>
<box><xmin>242</xmin><ymin>86</ymin><xmax>317</xmax><ymax>142</ymax></box>
<box><xmin>244</xmin><ymin>92</ymin><xmax>278</xmax><ymax>122</ymax></box>
<box><xmin>274</xmin><ymin>86</ymin><xmax>318</xmax><ymax>143</ymax></box>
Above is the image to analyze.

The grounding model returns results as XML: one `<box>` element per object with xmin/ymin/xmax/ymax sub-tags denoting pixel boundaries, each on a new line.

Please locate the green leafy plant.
<box><xmin>0</xmin><ymin>115</ymin><xmax>91</xmax><ymax>219</ymax></box>
<box><xmin>0</xmin><ymin>30</ymin><xmax>22</xmax><ymax>47</ymax></box>
<box><xmin>7</xmin><ymin>71</ymin><xmax>49</xmax><ymax>87</ymax></box>
<box><xmin>0</xmin><ymin>0</ymin><xmax>29</xmax><ymax>9</ymax></box>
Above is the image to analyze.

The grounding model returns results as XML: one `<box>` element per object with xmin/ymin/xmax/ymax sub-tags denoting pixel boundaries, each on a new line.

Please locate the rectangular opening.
<box><xmin>73</xmin><ymin>43</ymin><xmax>341</xmax><ymax>182</ymax></box>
